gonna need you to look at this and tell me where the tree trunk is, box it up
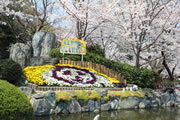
[161,51,174,81]
[136,50,140,68]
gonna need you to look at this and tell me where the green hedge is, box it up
[0,80,33,120]
[0,59,22,84]
[49,46,158,88]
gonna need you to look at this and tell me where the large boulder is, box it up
[110,99,119,110]
[68,99,82,113]
[175,89,180,103]
[55,101,71,114]
[32,32,56,57]
[82,100,100,112]
[46,91,56,109]
[101,102,111,111]
[9,43,32,68]
[30,93,53,116]
[118,97,140,109]
[160,92,171,105]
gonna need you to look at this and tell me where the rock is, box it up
[139,96,151,108]
[54,105,62,114]
[32,32,56,57]
[30,56,58,66]
[46,91,56,109]
[95,101,100,110]
[94,109,100,113]
[155,98,161,106]
[9,43,32,68]
[153,91,162,98]
[110,99,119,110]
[176,85,180,88]
[151,103,159,108]
[55,101,70,114]
[30,94,52,116]
[32,93,44,99]
[141,88,155,99]
[50,109,55,115]
[101,102,111,111]
[142,88,153,93]
[109,93,114,99]
[68,99,82,113]
[118,97,140,109]
[88,100,96,111]
[167,100,175,107]
[175,89,180,103]
[94,88,108,97]
[100,97,106,104]
[82,99,98,112]
[19,87,33,96]
[160,92,171,105]
[151,100,159,108]
[164,88,174,94]
[175,89,180,97]
[139,102,146,108]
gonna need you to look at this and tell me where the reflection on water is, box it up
[35,108,180,120]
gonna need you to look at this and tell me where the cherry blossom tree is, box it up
[50,0,117,40]
[0,0,55,42]
[106,0,180,68]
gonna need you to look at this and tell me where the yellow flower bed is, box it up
[56,64,120,83]
[24,65,55,85]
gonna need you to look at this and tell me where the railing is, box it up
[27,83,123,91]
[59,60,125,83]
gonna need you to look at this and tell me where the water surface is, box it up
[36,108,180,120]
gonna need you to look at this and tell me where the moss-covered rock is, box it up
[0,80,33,120]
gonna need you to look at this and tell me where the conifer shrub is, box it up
[0,80,33,120]
[0,59,22,84]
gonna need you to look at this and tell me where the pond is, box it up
[35,108,180,120]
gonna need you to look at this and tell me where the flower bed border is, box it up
[27,83,123,91]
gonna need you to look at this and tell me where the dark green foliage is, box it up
[87,44,105,57]
[0,59,22,84]
[0,80,33,120]
[49,46,158,88]
[0,24,16,59]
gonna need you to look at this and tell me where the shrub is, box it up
[87,44,105,57]
[73,90,89,103]
[74,90,100,102]
[0,59,22,84]
[56,91,72,102]
[49,46,158,88]
[107,91,145,99]
[0,80,33,120]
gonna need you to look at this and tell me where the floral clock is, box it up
[24,64,120,88]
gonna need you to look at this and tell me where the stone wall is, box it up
[21,85,180,116]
